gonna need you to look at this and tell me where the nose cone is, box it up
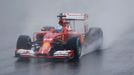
[39,42,51,55]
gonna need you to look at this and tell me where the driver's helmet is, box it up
[55,25,62,32]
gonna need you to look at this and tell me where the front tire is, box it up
[15,35,32,57]
[66,37,81,61]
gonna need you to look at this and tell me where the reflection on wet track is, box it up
[14,50,103,75]
[1,36,134,75]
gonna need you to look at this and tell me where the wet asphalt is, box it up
[0,29,134,75]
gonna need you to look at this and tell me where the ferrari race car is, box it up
[15,13,103,61]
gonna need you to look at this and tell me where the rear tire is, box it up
[66,37,81,61]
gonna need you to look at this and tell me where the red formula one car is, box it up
[15,13,103,61]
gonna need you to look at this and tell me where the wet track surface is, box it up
[1,0,134,75]
[1,31,134,75]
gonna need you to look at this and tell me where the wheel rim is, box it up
[77,47,81,57]
[76,38,81,57]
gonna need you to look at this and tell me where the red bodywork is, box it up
[16,13,87,59]
[30,19,76,58]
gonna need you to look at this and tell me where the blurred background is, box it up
[1,0,134,50]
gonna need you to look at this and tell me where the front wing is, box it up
[16,49,74,59]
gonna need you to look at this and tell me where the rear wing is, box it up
[58,13,88,34]
[58,13,88,21]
